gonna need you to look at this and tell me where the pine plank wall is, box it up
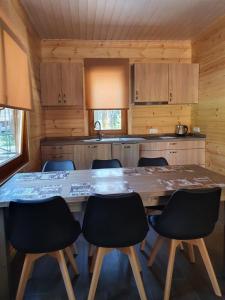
[192,16,225,175]
[1,1,225,175]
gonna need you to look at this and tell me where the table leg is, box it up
[0,208,11,300]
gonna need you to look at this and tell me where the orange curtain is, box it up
[84,58,129,109]
[0,21,32,110]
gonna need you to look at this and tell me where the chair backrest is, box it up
[155,187,221,239]
[42,160,76,172]
[138,157,168,167]
[8,196,81,253]
[92,159,122,169]
[82,192,148,247]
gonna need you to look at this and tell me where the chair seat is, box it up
[11,220,81,253]
[149,215,213,240]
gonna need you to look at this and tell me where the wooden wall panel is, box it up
[42,40,192,137]
[192,15,225,175]
[131,105,192,134]
[0,0,43,171]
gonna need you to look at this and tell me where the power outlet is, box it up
[149,128,158,134]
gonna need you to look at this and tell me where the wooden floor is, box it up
[11,208,225,300]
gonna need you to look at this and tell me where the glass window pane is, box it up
[0,108,23,165]
[94,110,122,130]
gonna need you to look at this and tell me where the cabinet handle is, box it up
[169,142,177,145]
[58,93,62,103]
[63,93,66,103]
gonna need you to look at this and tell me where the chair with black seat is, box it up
[42,160,76,172]
[8,196,81,300]
[138,157,168,167]
[83,192,149,300]
[91,159,122,169]
[138,157,169,251]
[148,187,222,300]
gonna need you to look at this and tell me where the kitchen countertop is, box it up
[41,133,206,146]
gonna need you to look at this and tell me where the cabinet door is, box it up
[61,63,83,107]
[40,63,62,106]
[169,64,199,104]
[112,143,139,167]
[167,149,205,166]
[74,145,91,170]
[134,63,169,102]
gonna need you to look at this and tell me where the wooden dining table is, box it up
[1,164,225,300]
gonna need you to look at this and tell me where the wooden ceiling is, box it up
[20,0,225,40]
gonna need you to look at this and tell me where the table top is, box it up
[0,165,225,208]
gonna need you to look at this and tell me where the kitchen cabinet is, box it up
[112,143,140,167]
[169,64,199,104]
[133,63,199,104]
[134,63,169,102]
[74,144,112,170]
[40,62,83,107]
[140,140,205,166]
[41,145,74,165]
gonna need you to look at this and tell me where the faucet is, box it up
[94,121,102,140]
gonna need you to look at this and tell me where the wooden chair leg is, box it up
[179,242,184,251]
[88,244,96,258]
[127,247,148,300]
[133,247,142,273]
[188,243,195,263]
[65,247,79,275]
[140,239,146,251]
[196,239,222,297]
[148,235,164,267]
[52,250,76,300]
[16,254,43,300]
[164,240,179,300]
[70,243,78,256]
[87,247,109,300]
[90,247,98,274]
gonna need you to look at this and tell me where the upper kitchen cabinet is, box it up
[134,63,169,102]
[169,64,199,104]
[40,62,83,107]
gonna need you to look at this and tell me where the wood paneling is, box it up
[21,0,225,40]
[0,0,43,171]
[131,105,192,135]
[43,108,85,137]
[42,40,192,137]
[42,40,191,64]
[192,15,225,175]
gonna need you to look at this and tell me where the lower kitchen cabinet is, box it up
[41,145,74,166]
[74,144,112,169]
[112,143,140,167]
[140,140,205,166]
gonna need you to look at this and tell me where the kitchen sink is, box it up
[81,137,146,143]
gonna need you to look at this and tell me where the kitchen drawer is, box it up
[41,145,74,155]
[140,148,205,165]
[140,140,205,151]
[42,153,74,163]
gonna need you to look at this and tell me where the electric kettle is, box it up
[175,123,188,136]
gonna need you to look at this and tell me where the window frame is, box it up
[88,109,128,136]
[0,111,29,183]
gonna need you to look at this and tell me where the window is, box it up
[89,109,127,135]
[0,108,23,165]
[0,107,28,182]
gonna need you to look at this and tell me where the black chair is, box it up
[148,188,222,300]
[83,192,149,300]
[8,196,81,300]
[42,160,76,172]
[138,157,169,251]
[138,157,168,167]
[91,159,122,169]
